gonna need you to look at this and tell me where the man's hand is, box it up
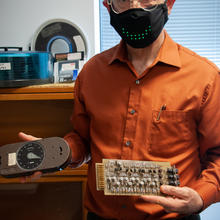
[18,132,42,183]
[142,185,203,215]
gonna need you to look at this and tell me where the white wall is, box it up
[0,0,100,58]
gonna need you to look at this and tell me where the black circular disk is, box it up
[17,142,44,170]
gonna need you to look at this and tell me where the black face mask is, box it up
[110,3,168,48]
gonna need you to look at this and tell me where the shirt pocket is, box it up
[148,110,193,157]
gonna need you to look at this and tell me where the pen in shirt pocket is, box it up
[156,104,166,121]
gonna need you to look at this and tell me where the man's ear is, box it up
[167,0,175,15]
[103,0,110,12]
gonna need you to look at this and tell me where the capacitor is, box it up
[111,177,117,182]
[139,181,144,187]
[115,182,120,187]
[130,177,135,183]
[149,182,156,187]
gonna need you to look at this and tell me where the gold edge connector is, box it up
[95,163,104,191]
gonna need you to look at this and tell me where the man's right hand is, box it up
[18,132,42,183]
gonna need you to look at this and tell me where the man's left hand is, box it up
[141,185,203,214]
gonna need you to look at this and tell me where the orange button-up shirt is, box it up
[64,31,220,220]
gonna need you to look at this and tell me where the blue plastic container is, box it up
[0,51,53,87]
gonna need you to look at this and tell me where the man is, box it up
[19,0,220,219]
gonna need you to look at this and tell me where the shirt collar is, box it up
[108,40,128,64]
[108,31,182,68]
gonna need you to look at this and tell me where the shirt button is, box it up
[130,109,136,115]
[125,141,131,147]
[136,80,140,85]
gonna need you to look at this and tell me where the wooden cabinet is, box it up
[0,83,88,220]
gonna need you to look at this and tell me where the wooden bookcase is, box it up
[0,83,88,220]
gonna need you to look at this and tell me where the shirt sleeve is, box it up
[191,71,220,210]
[64,76,91,168]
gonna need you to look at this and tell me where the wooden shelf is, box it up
[0,164,88,220]
[0,82,88,220]
[0,83,75,101]
[0,164,88,184]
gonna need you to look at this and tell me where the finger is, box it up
[142,194,175,206]
[19,171,42,183]
[142,195,184,213]
[30,171,42,181]
[18,132,41,141]
[160,185,190,200]
[20,176,27,183]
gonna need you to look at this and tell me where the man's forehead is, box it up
[104,0,176,5]
[130,0,165,2]
[103,0,175,12]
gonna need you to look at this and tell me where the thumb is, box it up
[18,132,41,142]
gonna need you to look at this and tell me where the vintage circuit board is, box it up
[96,159,180,196]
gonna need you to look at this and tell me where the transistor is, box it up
[96,159,180,196]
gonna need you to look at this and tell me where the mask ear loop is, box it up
[107,0,120,14]
[103,0,110,11]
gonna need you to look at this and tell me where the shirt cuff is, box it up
[191,180,218,211]
[64,132,91,168]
